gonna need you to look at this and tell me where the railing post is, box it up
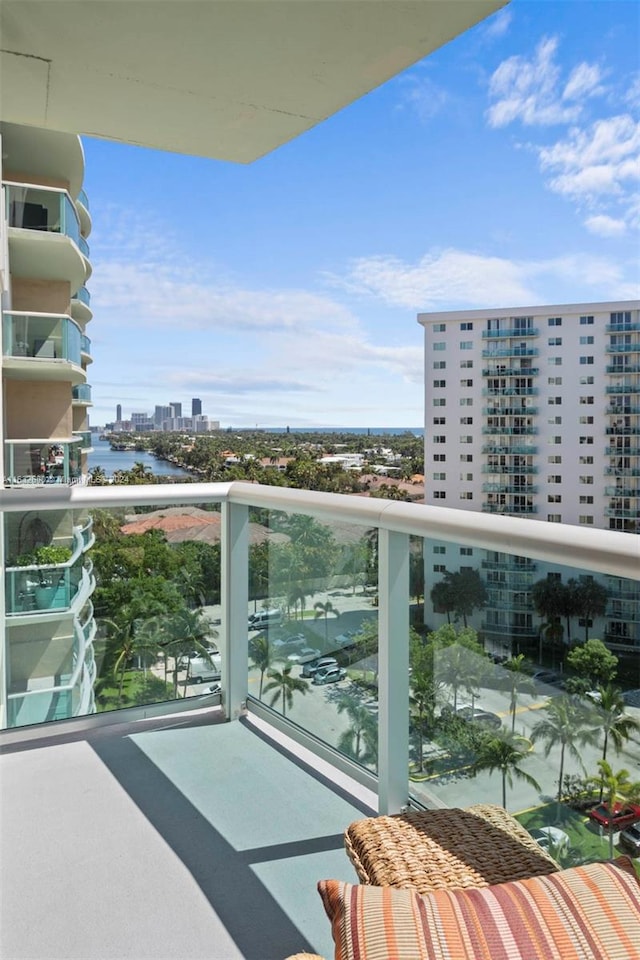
[377,528,409,814]
[221,500,248,720]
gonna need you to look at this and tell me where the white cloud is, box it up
[487,36,585,128]
[584,214,627,237]
[482,7,513,41]
[562,62,605,101]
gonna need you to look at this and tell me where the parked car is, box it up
[287,646,321,662]
[248,608,282,630]
[312,665,347,685]
[188,654,222,683]
[619,823,640,856]
[301,656,338,678]
[332,632,355,649]
[588,802,640,831]
[528,826,570,852]
[532,670,561,686]
[454,706,502,730]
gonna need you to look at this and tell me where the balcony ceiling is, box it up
[0,0,506,162]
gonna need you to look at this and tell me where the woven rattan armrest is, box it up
[344,803,559,895]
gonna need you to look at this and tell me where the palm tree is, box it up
[314,600,339,643]
[162,607,214,696]
[249,633,273,699]
[263,665,309,718]
[473,732,541,809]
[595,685,640,798]
[430,578,455,624]
[336,695,377,764]
[531,697,599,802]
[504,654,536,733]
[591,760,640,860]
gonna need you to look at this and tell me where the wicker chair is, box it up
[344,803,560,895]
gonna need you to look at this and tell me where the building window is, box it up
[460,435,473,443]
[433,323,446,332]
[550,436,562,443]
[460,492,473,500]
[580,375,595,384]
[580,396,594,404]
[433,545,446,554]
[580,436,594,444]
[579,476,594,484]
[460,397,473,406]
[460,472,473,481]
[548,317,562,326]
[550,357,562,365]
[580,356,594,365]
[433,564,446,573]
[548,337,562,346]
[548,377,563,385]
[433,379,446,388]
[579,516,594,525]
[460,341,473,350]
[548,455,562,463]
[434,342,446,351]
[433,454,446,461]
[579,495,594,504]
[433,416,446,425]
[433,360,446,369]
[580,336,595,345]
[433,436,446,443]
[548,494,562,503]
[433,491,446,499]
[460,547,473,557]
[579,416,594,424]
[460,322,473,330]
[580,316,594,325]
[460,416,473,425]
[433,473,446,481]
[548,417,562,425]
[460,379,473,387]
[433,398,446,406]
[548,475,562,483]
[579,456,594,464]
[548,397,562,405]
[460,454,473,462]
[460,359,473,368]
[547,514,562,522]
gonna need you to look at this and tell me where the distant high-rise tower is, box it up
[170,402,182,419]
[192,397,202,416]
[116,404,122,421]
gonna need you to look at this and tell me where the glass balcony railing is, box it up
[606,321,640,332]
[72,286,91,307]
[482,426,538,436]
[4,181,81,247]
[483,407,538,417]
[607,364,640,374]
[2,312,82,364]
[482,387,538,397]
[607,404,640,415]
[4,439,83,485]
[482,483,538,494]
[5,541,86,615]
[0,481,638,867]
[77,235,90,258]
[72,384,92,403]
[605,486,640,497]
[482,443,538,455]
[606,445,640,456]
[80,334,91,355]
[72,430,92,450]
[606,465,640,476]
[606,342,640,353]
[77,189,90,210]
[606,384,640,393]
[482,367,540,377]
[482,327,538,338]
[482,503,538,514]
[606,425,640,435]
[482,464,538,474]
[482,347,539,358]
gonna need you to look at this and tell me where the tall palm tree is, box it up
[595,685,640,799]
[336,695,377,765]
[263,665,309,718]
[504,654,536,733]
[163,606,214,696]
[591,760,640,860]
[531,697,599,802]
[472,732,541,810]
[249,633,273,699]
[314,600,339,643]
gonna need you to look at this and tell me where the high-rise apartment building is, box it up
[169,402,182,419]
[0,122,97,727]
[191,397,202,417]
[419,299,640,656]
[116,403,122,421]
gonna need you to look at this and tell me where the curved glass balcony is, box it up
[2,312,82,365]
[72,286,91,307]
[72,384,92,403]
[4,181,81,247]
[5,549,85,615]
[4,439,83,485]
[80,334,91,356]
[73,430,93,450]
[77,235,90,258]
[77,189,90,210]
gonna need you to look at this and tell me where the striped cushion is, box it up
[318,857,640,960]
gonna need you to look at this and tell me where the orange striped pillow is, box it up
[318,857,640,960]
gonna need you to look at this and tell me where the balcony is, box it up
[4,439,83,485]
[80,334,92,359]
[605,507,640,518]
[482,483,537,494]
[482,465,538,475]
[606,342,640,353]
[481,443,538,455]
[482,503,538,514]
[2,312,84,380]
[605,486,640,497]
[606,321,640,332]
[605,445,640,456]
[606,425,640,435]
[481,328,538,339]
[483,407,538,417]
[73,430,93,451]
[606,384,640,393]
[482,367,539,377]
[482,387,538,397]
[481,347,539,359]
[72,285,91,307]
[606,404,640,415]
[72,383,92,404]
[481,426,537,436]
[4,528,91,615]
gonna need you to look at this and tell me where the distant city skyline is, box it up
[111,397,219,433]
[84,1,638,428]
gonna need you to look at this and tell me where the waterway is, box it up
[87,437,190,478]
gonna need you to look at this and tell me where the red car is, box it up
[588,802,640,830]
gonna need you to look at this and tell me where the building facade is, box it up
[419,300,640,657]
[0,122,97,728]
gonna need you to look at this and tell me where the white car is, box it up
[287,646,321,662]
[529,827,570,852]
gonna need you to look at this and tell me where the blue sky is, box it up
[83,0,640,430]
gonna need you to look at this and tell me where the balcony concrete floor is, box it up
[1,710,376,960]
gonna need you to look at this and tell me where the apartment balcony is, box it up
[606,384,640,394]
[606,321,640,332]
[481,503,538,515]
[481,328,538,339]
[72,285,91,307]
[72,383,92,404]
[482,465,538,475]
[605,445,640,456]
[75,188,91,238]
[481,443,538,455]
[482,483,537,494]
[4,528,93,615]
[3,180,89,291]
[605,486,640,497]
[606,404,640,415]
[606,363,640,375]
[606,425,640,435]
[482,367,539,377]
[481,347,539,359]
[72,429,93,452]
[605,507,640,518]
[80,333,92,362]
[481,426,538,436]
[4,438,83,485]
[485,597,534,611]
[482,387,538,397]
[2,312,85,382]
[606,342,640,353]
[606,466,640,476]
[483,407,538,417]
[481,558,537,572]
[0,481,638,960]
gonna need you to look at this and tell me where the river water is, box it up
[87,437,191,478]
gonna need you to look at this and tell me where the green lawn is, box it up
[516,802,631,865]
